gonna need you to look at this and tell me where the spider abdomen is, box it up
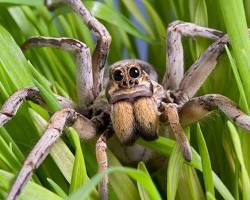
[111,97,158,145]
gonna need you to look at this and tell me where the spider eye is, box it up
[129,67,140,78]
[112,69,124,82]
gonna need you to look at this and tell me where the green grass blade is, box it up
[107,149,140,200]
[218,0,250,105]
[0,25,32,92]
[225,46,249,113]
[137,162,151,200]
[0,0,43,6]
[167,143,184,200]
[29,58,61,111]
[0,81,9,102]
[189,0,208,58]
[1,1,250,199]
[138,137,234,200]
[0,133,21,172]
[227,121,250,200]
[67,167,161,200]
[177,165,204,200]
[33,79,60,111]
[206,192,216,200]
[84,1,153,42]
[220,0,250,181]
[54,1,153,42]
[120,0,155,38]
[68,128,90,193]
[196,124,215,198]
[142,0,165,39]
[47,178,68,198]
[0,169,63,200]
[0,127,24,162]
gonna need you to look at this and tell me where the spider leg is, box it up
[5,108,96,200]
[96,127,113,200]
[163,21,224,90]
[177,35,230,103]
[45,0,111,97]
[179,94,250,131]
[0,87,75,127]
[22,36,94,106]
[161,103,192,161]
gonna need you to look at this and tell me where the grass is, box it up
[0,0,250,199]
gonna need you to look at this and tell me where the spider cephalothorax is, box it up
[106,61,159,144]
[1,1,250,200]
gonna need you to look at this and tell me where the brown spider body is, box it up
[106,62,159,144]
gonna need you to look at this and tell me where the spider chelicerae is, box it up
[1,0,250,200]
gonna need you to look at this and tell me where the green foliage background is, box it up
[0,0,250,199]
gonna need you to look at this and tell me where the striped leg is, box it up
[6,108,96,200]
[45,0,111,97]
[0,87,75,127]
[179,94,250,131]
[162,21,224,91]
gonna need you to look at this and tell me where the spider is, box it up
[1,0,250,200]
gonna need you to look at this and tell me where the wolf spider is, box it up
[1,0,250,199]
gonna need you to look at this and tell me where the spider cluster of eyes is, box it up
[111,65,141,87]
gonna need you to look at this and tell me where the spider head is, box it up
[106,60,153,104]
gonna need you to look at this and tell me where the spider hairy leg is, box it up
[6,108,96,200]
[9,0,112,199]
[161,103,192,161]
[96,129,112,200]
[0,87,75,127]
[0,88,42,126]
[179,94,250,131]
[22,36,94,106]
[45,0,111,97]
[163,20,224,90]
[178,35,229,102]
